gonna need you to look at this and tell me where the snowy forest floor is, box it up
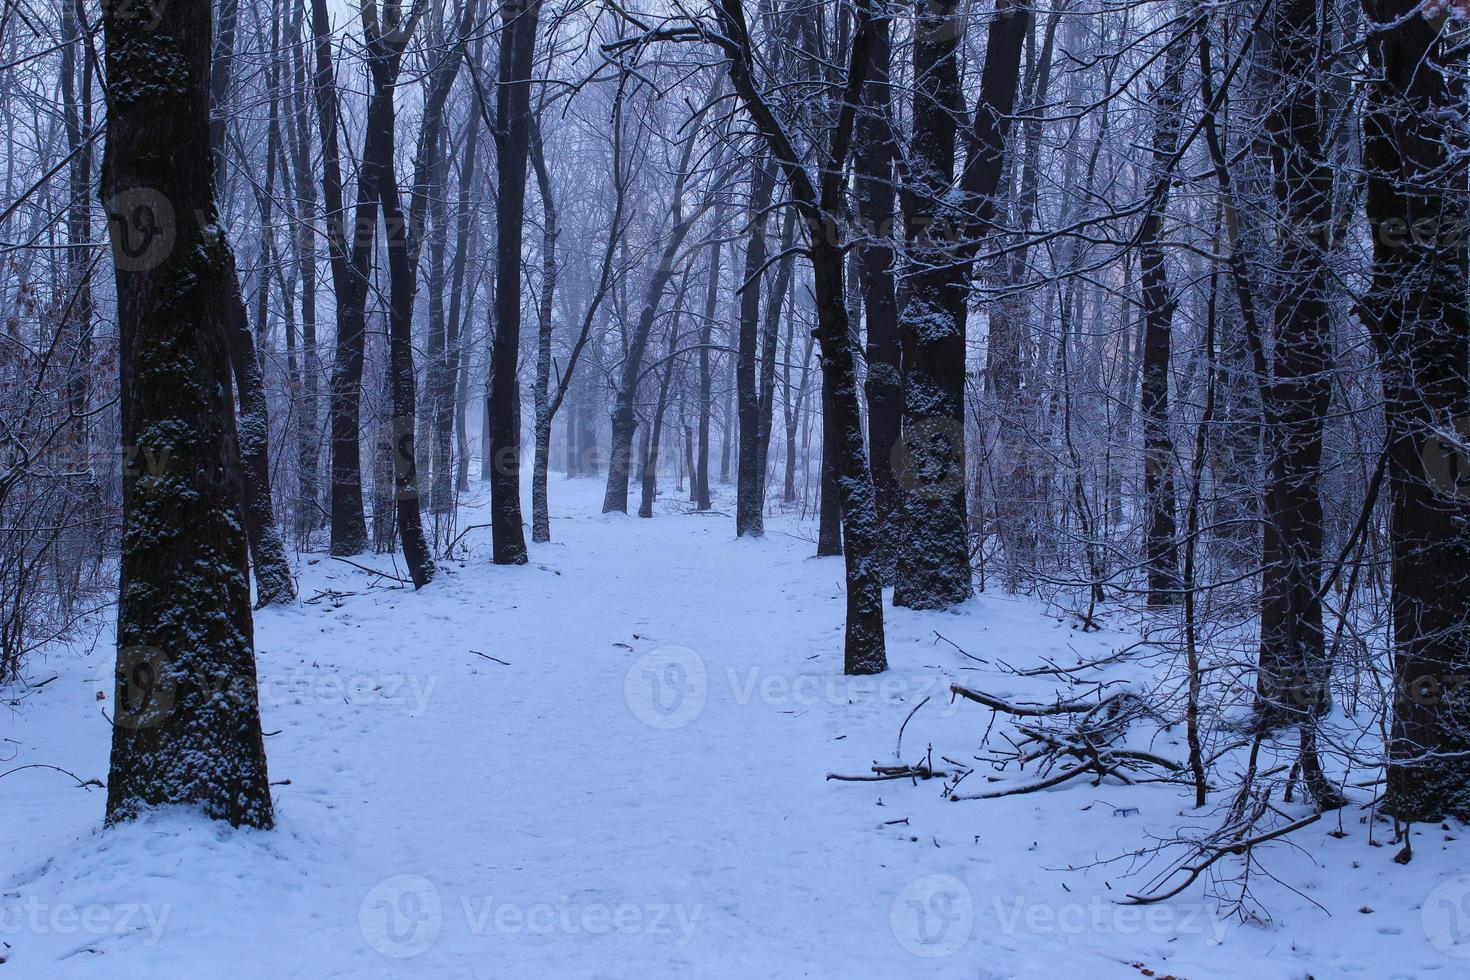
[5,477,1468,978]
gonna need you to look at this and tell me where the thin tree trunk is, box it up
[695,203,726,510]
[310,0,373,555]
[530,113,558,542]
[211,0,294,604]
[735,156,774,535]
[362,11,435,589]
[287,5,322,541]
[602,136,702,514]
[1139,38,1185,606]
[753,208,797,518]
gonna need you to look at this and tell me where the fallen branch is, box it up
[827,762,949,783]
[1122,812,1322,905]
[330,556,410,583]
[950,764,1093,800]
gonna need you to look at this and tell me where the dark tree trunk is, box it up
[736,156,775,535]
[223,279,297,605]
[529,113,558,542]
[210,0,294,605]
[754,210,798,516]
[287,8,322,541]
[59,0,97,578]
[892,0,966,609]
[891,0,976,608]
[602,138,702,514]
[448,41,487,502]
[1138,40,1185,607]
[487,0,542,564]
[1246,0,1336,756]
[1363,0,1470,821]
[889,0,1026,609]
[695,204,726,510]
[309,0,373,556]
[854,12,900,578]
[715,0,887,673]
[363,18,435,589]
[639,345,680,518]
[101,0,273,827]
[817,378,843,557]
[440,116,481,511]
[411,4,478,528]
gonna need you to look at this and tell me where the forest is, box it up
[2,0,1470,975]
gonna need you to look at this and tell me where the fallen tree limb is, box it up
[1122,812,1322,905]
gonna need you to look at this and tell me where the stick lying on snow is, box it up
[827,762,949,783]
[950,684,1137,718]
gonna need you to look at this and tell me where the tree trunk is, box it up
[854,12,900,578]
[695,203,726,510]
[210,0,294,605]
[892,0,977,609]
[735,156,775,535]
[487,0,542,564]
[529,113,558,542]
[817,376,843,557]
[1138,39,1185,607]
[714,0,887,673]
[602,137,702,513]
[1363,0,1470,821]
[309,0,373,556]
[753,209,798,517]
[287,8,322,542]
[363,20,435,589]
[101,0,273,827]
[224,278,296,605]
[639,345,680,518]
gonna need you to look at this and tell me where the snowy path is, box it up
[5,479,1464,978]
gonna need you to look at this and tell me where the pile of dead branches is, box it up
[945,683,1187,801]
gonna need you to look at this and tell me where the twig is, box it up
[895,696,930,760]
[0,763,103,789]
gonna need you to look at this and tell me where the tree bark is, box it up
[891,0,1027,609]
[1362,0,1470,821]
[529,113,558,542]
[1138,39,1185,607]
[361,6,436,589]
[101,0,273,827]
[309,0,373,556]
[735,156,775,535]
[695,203,726,510]
[487,0,542,564]
[286,6,322,542]
[854,12,900,578]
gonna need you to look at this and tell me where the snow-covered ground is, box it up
[4,477,1468,978]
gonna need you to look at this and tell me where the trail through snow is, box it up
[5,478,1467,978]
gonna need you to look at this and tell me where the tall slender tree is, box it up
[487,0,543,564]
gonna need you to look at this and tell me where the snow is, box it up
[5,476,1469,978]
